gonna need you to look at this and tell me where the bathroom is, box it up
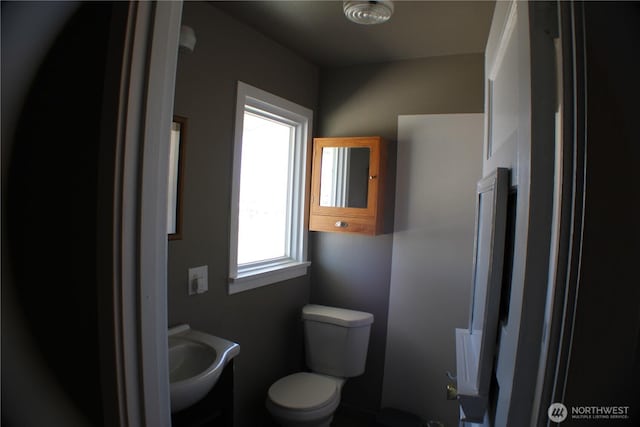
[168,1,490,426]
[4,1,638,426]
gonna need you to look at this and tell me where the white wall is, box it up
[382,114,483,425]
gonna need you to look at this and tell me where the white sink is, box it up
[168,324,240,413]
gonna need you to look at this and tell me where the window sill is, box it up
[228,261,311,295]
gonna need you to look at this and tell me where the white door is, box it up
[483,0,558,425]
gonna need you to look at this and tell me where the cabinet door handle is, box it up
[334,221,349,228]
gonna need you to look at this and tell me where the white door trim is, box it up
[110,2,182,425]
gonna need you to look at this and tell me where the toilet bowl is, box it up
[266,372,344,427]
[266,305,374,427]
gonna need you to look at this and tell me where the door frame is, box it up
[99,1,182,425]
[532,2,587,425]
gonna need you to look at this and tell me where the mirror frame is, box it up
[168,115,187,240]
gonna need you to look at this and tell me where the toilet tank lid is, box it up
[302,305,374,327]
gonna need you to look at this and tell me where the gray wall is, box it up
[312,54,484,415]
[168,3,318,426]
[318,55,485,142]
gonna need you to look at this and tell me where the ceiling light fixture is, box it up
[343,0,394,25]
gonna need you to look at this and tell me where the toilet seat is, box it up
[266,372,341,425]
[268,372,340,411]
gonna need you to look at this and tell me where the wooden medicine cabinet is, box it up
[309,136,388,235]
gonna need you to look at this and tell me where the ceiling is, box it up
[212,1,495,67]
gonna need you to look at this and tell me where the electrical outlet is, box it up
[188,265,208,295]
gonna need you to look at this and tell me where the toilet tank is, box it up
[302,304,374,378]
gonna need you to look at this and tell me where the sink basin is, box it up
[168,324,240,413]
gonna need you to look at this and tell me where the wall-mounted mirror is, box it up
[310,136,388,235]
[319,147,370,208]
[168,115,187,240]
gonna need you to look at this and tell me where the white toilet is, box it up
[266,304,374,427]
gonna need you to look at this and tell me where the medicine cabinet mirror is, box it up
[319,146,370,209]
[310,136,388,235]
[168,115,187,240]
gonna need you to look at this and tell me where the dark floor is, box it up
[332,406,430,427]
[331,405,381,427]
[332,409,374,427]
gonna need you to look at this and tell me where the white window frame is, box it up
[229,81,312,294]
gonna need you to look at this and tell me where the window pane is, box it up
[237,111,293,264]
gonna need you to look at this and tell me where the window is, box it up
[229,82,312,294]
